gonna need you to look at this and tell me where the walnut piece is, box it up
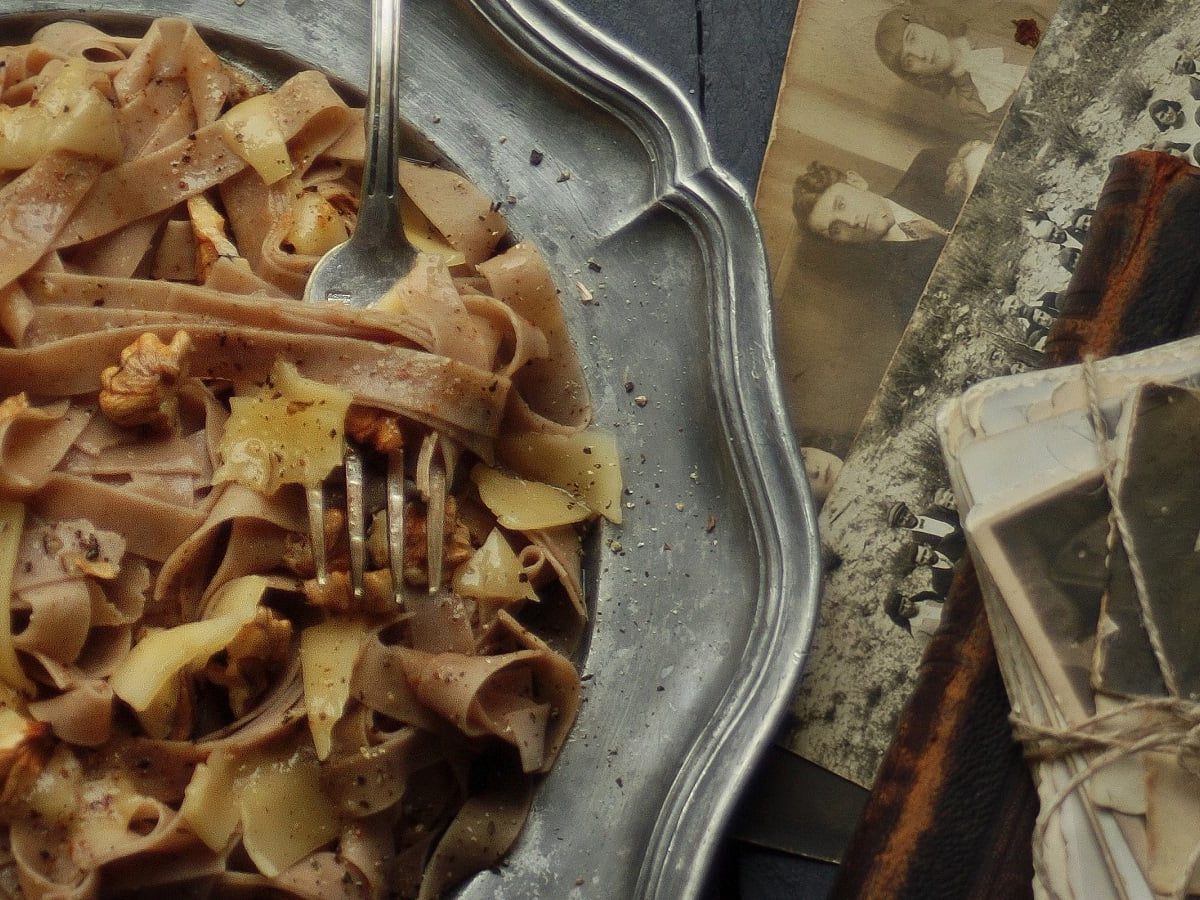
[300,497,474,609]
[345,406,405,454]
[370,498,473,588]
[187,194,240,279]
[282,508,348,578]
[302,568,397,615]
[0,393,30,422]
[99,332,193,432]
[205,607,293,717]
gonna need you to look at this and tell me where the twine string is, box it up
[1016,699,1200,900]
[1013,359,1195,899]
[1081,357,1180,698]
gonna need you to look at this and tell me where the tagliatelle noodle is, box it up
[0,326,513,460]
[477,242,590,430]
[0,17,622,900]
[0,400,91,497]
[25,271,436,347]
[0,153,106,289]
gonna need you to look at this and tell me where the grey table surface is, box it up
[562,0,796,197]
[557,3,851,898]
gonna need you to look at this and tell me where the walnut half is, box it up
[205,607,293,717]
[345,406,405,454]
[0,393,30,422]
[369,499,473,589]
[99,332,193,432]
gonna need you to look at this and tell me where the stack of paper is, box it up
[938,335,1200,899]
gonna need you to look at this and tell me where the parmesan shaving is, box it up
[287,190,350,257]
[136,672,183,739]
[179,748,240,851]
[0,60,121,171]
[26,744,81,826]
[238,744,339,877]
[299,617,366,760]
[109,576,269,715]
[219,93,294,184]
[470,464,593,530]
[498,429,623,524]
[110,619,244,712]
[214,360,352,494]
[208,574,271,620]
[453,528,538,603]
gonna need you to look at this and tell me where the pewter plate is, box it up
[2,2,821,896]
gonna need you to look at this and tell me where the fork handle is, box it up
[358,0,406,241]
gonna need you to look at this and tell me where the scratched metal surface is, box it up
[2,2,819,897]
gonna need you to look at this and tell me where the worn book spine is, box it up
[1047,150,1200,363]
[833,149,1200,900]
[831,557,1036,900]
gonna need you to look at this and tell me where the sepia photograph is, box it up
[757,0,1054,461]
[787,0,1200,788]
[977,475,1109,716]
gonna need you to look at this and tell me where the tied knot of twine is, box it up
[1182,721,1200,778]
[1010,697,1200,900]
[1008,358,1195,899]
[1011,697,1200,775]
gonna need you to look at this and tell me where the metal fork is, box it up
[302,0,445,602]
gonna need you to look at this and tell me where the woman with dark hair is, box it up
[874,2,1045,129]
[1148,98,1185,131]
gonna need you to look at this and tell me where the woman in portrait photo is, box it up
[874,2,1046,131]
[782,152,961,452]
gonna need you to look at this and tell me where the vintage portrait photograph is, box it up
[757,0,1055,464]
[979,475,1109,714]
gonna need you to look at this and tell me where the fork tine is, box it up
[344,445,367,603]
[386,448,406,604]
[426,451,446,594]
[305,484,329,587]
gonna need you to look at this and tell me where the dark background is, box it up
[562,1,799,194]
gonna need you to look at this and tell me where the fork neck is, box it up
[359,0,404,235]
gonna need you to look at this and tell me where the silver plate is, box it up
[2,2,821,896]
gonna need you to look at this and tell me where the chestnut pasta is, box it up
[0,17,619,900]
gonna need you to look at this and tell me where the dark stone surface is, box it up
[560,0,799,192]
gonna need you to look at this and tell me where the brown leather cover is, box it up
[832,150,1200,899]
[1046,151,1200,364]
